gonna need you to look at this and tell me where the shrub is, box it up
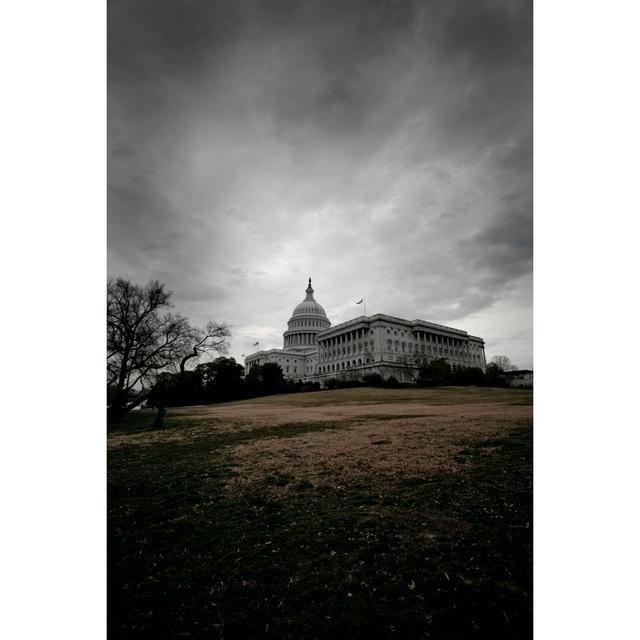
[324,376,362,389]
[451,366,486,386]
[418,358,452,387]
[362,373,385,387]
[383,375,402,388]
[324,377,339,390]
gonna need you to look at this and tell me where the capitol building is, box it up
[245,279,486,385]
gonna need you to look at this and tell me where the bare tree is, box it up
[107,278,230,421]
[490,355,517,372]
[179,321,231,373]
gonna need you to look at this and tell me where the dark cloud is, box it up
[462,194,532,270]
[108,0,244,83]
[432,0,532,67]
[108,0,533,367]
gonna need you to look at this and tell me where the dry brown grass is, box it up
[109,390,532,478]
[226,399,531,493]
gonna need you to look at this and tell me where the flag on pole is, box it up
[253,341,259,346]
[356,299,363,304]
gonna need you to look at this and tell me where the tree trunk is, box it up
[152,406,167,429]
[180,347,199,373]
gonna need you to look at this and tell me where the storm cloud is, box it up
[108,0,533,367]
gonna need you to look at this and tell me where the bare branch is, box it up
[179,322,231,373]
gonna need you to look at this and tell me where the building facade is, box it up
[245,279,486,385]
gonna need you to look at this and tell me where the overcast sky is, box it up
[108,0,532,369]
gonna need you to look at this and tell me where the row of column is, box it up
[285,332,317,347]
[414,330,469,348]
[318,330,371,362]
[414,332,488,364]
[319,345,368,362]
[321,328,368,347]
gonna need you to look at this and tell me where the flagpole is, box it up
[363,297,366,317]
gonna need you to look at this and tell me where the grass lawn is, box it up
[108,387,532,639]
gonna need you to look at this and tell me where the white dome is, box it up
[289,279,328,321]
[291,298,327,318]
[282,279,331,350]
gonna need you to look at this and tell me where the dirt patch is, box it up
[227,403,531,494]
[135,398,529,427]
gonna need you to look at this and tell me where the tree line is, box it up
[147,359,320,408]
[322,356,516,390]
[142,356,517,411]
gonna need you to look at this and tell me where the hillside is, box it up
[109,387,533,639]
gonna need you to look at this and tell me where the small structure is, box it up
[503,369,533,388]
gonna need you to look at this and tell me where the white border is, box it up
[1,2,106,638]
[535,1,640,638]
